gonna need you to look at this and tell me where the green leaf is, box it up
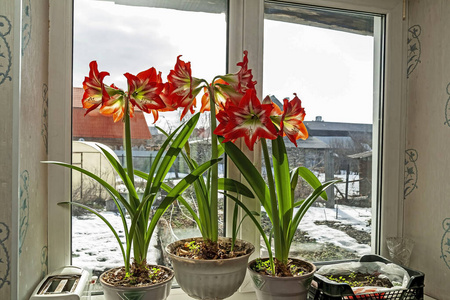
[223,192,275,274]
[160,182,203,235]
[178,151,211,239]
[218,178,254,198]
[150,113,200,196]
[287,179,339,247]
[97,145,140,208]
[58,201,128,271]
[231,202,259,251]
[144,125,182,195]
[271,136,292,259]
[295,167,328,200]
[43,161,131,213]
[126,192,155,267]
[220,138,272,218]
[143,158,221,250]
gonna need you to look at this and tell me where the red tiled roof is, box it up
[73,87,151,140]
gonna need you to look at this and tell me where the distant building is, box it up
[304,116,372,150]
[73,87,152,150]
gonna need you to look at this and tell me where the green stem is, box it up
[261,138,280,273]
[124,96,134,187]
[208,84,219,243]
[124,96,145,267]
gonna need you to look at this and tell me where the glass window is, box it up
[71,0,227,278]
[262,2,384,262]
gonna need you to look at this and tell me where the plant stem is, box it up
[261,138,280,274]
[124,96,146,269]
[124,96,135,187]
[208,84,219,243]
[123,96,135,272]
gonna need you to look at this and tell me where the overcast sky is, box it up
[73,0,374,126]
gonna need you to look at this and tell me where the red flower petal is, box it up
[279,94,308,146]
[167,56,203,119]
[99,85,131,122]
[124,69,166,114]
[219,89,277,151]
[82,61,110,115]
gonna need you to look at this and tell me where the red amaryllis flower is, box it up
[203,51,257,112]
[148,82,180,123]
[262,95,282,117]
[279,94,308,146]
[99,84,132,123]
[218,51,256,94]
[200,79,231,113]
[82,61,110,115]
[124,68,166,114]
[214,102,233,139]
[216,89,278,151]
[167,55,203,119]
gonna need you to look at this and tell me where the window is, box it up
[70,0,227,278]
[261,2,384,262]
[48,0,406,297]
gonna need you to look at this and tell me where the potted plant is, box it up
[44,61,220,300]
[309,254,424,299]
[215,89,339,300]
[162,52,257,300]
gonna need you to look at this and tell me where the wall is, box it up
[0,1,16,299]
[406,0,450,299]
[0,1,49,299]
[2,0,450,299]
[18,0,49,298]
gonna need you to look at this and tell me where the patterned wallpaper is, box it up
[3,0,450,299]
[406,0,450,298]
[0,2,14,299]
[0,1,49,299]
[18,0,49,298]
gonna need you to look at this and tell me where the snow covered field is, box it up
[72,204,372,275]
[299,205,372,254]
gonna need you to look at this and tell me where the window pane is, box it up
[263,2,383,261]
[72,0,227,279]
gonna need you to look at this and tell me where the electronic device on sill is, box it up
[29,266,93,300]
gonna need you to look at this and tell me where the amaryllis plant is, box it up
[211,61,339,276]
[156,52,256,255]
[157,51,337,268]
[44,61,221,280]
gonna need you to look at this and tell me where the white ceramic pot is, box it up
[165,237,255,300]
[100,265,174,300]
[247,258,316,300]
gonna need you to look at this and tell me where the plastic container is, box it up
[307,254,424,300]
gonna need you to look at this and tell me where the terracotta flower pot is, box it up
[247,258,316,300]
[100,265,174,300]
[165,237,255,300]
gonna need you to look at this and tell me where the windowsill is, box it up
[89,289,435,300]
[90,288,257,300]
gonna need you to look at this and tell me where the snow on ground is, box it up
[298,205,372,255]
[72,204,372,274]
[72,212,162,274]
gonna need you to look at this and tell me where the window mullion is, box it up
[48,0,73,271]
[225,0,264,250]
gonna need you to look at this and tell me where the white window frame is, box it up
[48,0,406,298]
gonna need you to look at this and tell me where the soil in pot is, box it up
[101,260,173,287]
[250,258,315,277]
[172,238,252,259]
[166,237,255,300]
[324,272,393,289]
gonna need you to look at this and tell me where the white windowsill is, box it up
[90,290,435,300]
[89,287,257,300]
